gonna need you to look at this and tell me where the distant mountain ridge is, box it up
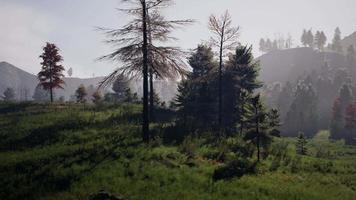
[257,47,347,84]
[0,61,103,100]
[341,31,356,50]
[0,62,178,102]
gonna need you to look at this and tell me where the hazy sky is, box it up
[1,0,355,78]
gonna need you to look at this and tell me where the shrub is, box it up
[212,158,255,181]
[178,136,201,158]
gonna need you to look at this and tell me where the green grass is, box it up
[0,102,355,200]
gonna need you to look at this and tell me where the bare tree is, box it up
[208,10,239,130]
[99,0,192,142]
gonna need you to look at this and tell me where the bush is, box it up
[212,158,255,181]
[178,136,201,158]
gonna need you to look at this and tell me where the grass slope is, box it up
[0,103,355,200]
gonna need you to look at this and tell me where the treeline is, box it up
[259,34,293,53]
[259,27,353,54]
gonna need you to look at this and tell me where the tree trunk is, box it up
[256,108,260,162]
[50,64,53,103]
[149,68,154,122]
[239,92,244,135]
[218,34,224,130]
[141,0,149,143]
[147,9,154,123]
[218,22,226,132]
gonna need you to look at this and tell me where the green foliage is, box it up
[174,45,218,131]
[284,80,318,137]
[212,158,255,181]
[297,132,308,155]
[75,84,87,103]
[1,103,356,200]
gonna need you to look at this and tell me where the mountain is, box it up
[257,47,347,84]
[341,31,356,50]
[0,62,178,102]
[0,61,103,100]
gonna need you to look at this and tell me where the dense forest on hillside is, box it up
[1,0,356,199]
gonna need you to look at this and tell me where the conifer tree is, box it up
[345,101,356,144]
[38,42,65,103]
[32,85,50,102]
[347,45,355,68]
[306,30,314,48]
[268,109,281,137]
[259,38,266,53]
[330,98,343,139]
[314,31,325,51]
[320,31,327,50]
[67,67,73,77]
[296,132,307,155]
[112,74,129,102]
[301,29,308,47]
[332,27,343,53]
[75,84,87,103]
[245,94,270,162]
[175,45,218,131]
[265,39,272,52]
[224,45,261,133]
[284,80,318,136]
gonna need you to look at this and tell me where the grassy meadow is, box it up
[0,102,355,200]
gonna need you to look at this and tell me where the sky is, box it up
[0,0,355,78]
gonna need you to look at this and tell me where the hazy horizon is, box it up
[1,0,355,78]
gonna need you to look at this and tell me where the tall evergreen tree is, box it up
[285,34,293,49]
[265,39,272,52]
[276,81,293,120]
[284,80,318,137]
[301,29,308,47]
[268,109,281,137]
[259,38,266,53]
[224,45,261,133]
[339,83,353,113]
[38,42,65,102]
[320,31,327,50]
[296,132,307,155]
[330,98,344,139]
[306,30,314,48]
[314,31,326,51]
[332,27,343,53]
[112,74,130,102]
[67,67,73,77]
[245,94,270,162]
[208,10,239,130]
[345,101,356,144]
[175,45,218,131]
[347,45,355,69]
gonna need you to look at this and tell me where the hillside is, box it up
[0,62,177,102]
[0,103,355,200]
[341,31,356,50]
[257,47,347,84]
[0,61,103,100]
